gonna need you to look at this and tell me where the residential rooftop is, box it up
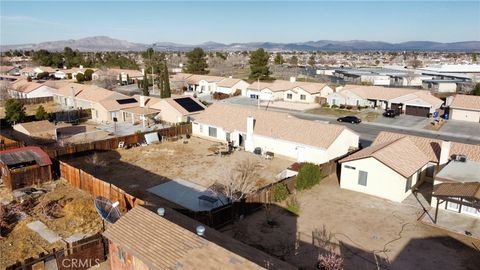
[436,159,480,183]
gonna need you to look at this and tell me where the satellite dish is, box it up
[94,196,121,224]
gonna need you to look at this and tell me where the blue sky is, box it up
[1,1,479,45]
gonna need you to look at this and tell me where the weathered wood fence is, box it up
[5,234,107,270]
[0,134,25,150]
[14,96,54,105]
[59,161,144,211]
[43,123,192,158]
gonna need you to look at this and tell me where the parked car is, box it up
[337,116,361,124]
[383,109,396,118]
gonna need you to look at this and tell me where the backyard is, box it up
[60,137,293,203]
[223,175,480,269]
[0,180,102,268]
[0,101,60,119]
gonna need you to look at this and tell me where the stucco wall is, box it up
[340,157,420,202]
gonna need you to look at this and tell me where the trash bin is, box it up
[444,113,449,120]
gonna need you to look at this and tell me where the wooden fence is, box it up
[59,161,144,211]
[43,123,192,158]
[0,134,25,150]
[5,234,107,270]
[246,160,337,205]
[14,96,54,105]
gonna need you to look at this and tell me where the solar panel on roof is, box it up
[173,97,204,113]
[116,98,137,105]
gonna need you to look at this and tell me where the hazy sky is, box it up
[1,1,479,45]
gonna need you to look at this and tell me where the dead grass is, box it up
[0,101,60,118]
[223,175,480,269]
[0,181,102,268]
[306,107,380,122]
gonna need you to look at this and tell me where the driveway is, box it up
[440,120,480,137]
[373,114,431,129]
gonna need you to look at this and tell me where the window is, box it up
[300,94,306,100]
[446,200,459,211]
[287,93,293,99]
[426,166,435,177]
[208,127,217,137]
[344,165,356,170]
[199,124,203,133]
[358,171,368,186]
[405,174,413,192]
[332,99,337,105]
[226,132,230,141]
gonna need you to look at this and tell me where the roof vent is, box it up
[157,207,165,216]
[196,225,205,236]
[455,154,467,162]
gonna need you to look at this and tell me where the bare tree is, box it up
[209,158,262,203]
[86,152,107,174]
[0,82,12,102]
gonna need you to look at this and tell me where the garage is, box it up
[451,109,480,123]
[405,105,430,117]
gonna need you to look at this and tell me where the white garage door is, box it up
[451,109,480,123]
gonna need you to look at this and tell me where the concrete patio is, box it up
[421,208,480,240]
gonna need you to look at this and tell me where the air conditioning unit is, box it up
[455,154,467,162]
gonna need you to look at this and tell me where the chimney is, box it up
[439,141,451,165]
[157,208,165,216]
[245,116,255,152]
[139,95,146,108]
[290,76,296,83]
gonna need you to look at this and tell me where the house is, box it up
[449,94,480,123]
[422,79,460,93]
[431,158,480,219]
[103,206,294,270]
[19,66,56,78]
[92,68,144,85]
[0,146,52,191]
[246,79,334,104]
[9,78,56,98]
[339,137,430,202]
[192,104,359,164]
[390,74,432,87]
[169,73,193,91]
[144,95,206,124]
[338,130,480,202]
[215,77,250,96]
[327,85,443,117]
[185,74,225,93]
[0,65,20,76]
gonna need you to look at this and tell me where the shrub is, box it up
[273,183,289,202]
[212,92,230,100]
[318,253,344,270]
[76,73,85,83]
[296,163,322,191]
[232,89,242,96]
[286,197,300,216]
[339,104,346,109]
[83,69,94,81]
[331,104,339,109]
[5,99,26,124]
[35,105,49,120]
[345,105,352,110]
[321,103,330,108]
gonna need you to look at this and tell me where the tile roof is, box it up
[450,94,480,111]
[0,65,16,73]
[433,182,480,200]
[216,78,244,88]
[339,85,443,106]
[248,80,328,94]
[95,68,143,78]
[372,131,480,163]
[0,146,52,167]
[54,83,130,104]
[169,73,193,82]
[10,78,45,93]
[186,74,225,84]
[340,137,429,178]
[103,206,277,269]
[193,103,351,150]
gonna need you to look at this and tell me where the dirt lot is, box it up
[61,137,292,201]
[0,101,60,118]
[223,175,480,270]
[0,180,102,268]
[306,107,380,122]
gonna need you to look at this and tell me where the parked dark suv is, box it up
[337,116,362,124]
[383,109,396,118]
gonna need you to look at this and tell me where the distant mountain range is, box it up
[1,36,479,52]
